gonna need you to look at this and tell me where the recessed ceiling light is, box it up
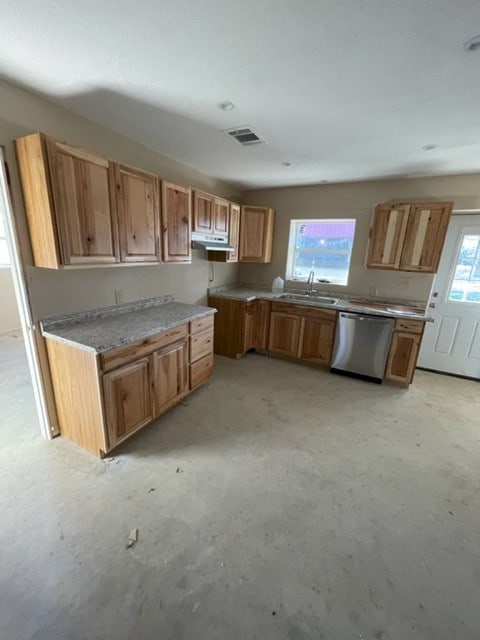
[218,101,235,111]
[281,161,291,166]
[464,35,480,52]
[422,144,438,151]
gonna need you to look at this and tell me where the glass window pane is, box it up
[289,219,355,285]
[448,234,480,303]
[0,239,10,265]
[0,213,5,237]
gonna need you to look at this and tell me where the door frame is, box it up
[0,147,53,440]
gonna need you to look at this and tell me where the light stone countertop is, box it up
[40,296,216,353]
[207,287,433,322]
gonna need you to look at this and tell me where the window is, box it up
[448,233,480,303]
[286,219,356,285]
[0,210,10,265]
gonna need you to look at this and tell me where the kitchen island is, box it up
[41,296,216,457]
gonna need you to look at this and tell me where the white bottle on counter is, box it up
[272,276,284,294]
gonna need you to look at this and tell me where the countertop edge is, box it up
[41,307,217,354]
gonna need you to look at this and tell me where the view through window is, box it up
[448,233,480,303]
[286,219,356,285]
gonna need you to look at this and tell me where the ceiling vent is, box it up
[225,126,265,146]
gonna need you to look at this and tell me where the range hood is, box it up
[191,232,234,252]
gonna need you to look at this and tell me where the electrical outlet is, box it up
[398,277,410,288]
[114,289,124,304]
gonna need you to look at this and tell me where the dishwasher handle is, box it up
[340,312,393,323]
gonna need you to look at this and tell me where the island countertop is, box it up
[40,296,216,353]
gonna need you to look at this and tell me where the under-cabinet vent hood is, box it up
[191,232,234,252]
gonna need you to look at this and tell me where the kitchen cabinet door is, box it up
[103,357,153,449]
[227,203,240,262]
[366,204,410,269]
[151,339,189,416]
[385,331,421,386]
[161,181,192,262]
[268,312,301,358]
[297,318,336,365]
[115,163,160,262]
[239,206,275,263]
[46,139,119,264]
[253,299,271,350]
[213,197,229,235]
[193,190,214,234]
[400,202,452,273]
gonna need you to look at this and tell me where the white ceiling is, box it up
[2,1,480,189]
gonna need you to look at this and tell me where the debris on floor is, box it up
[148,488,155,493]
[126,528,138,549]
[176,467,184,473]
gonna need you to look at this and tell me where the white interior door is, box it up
[418,214,480,379]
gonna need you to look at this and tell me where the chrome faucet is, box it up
[306,269,315,295]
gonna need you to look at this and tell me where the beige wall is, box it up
[0,267,21,336]
[0,78,240,321]
[240,175,480,303]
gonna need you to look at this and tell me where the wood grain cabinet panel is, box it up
[193,190,214,234]
[207,202,240,263]
[366,204,410,269]
[268,312,301,358]
[161,181,192,262]
[190,353,214,389]
[297,318,336,365]
[103,357,153,449]
[366,201,453,274]
[400,203,452,272]
[213,197,229,235]
[152,339,189,416]
[114,164,160,262]
[15,132,119,268]
[253,300,271,350]
[239,206,275,263]
[385,331,421,387]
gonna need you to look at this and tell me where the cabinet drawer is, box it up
[271,301,337,320]
[101,324,188,372]
[190,353,213,389]
[190,329,214,363]
[190,314,214,335]
[393,319,424,334]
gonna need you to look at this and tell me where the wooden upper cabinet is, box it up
[366,201,453,273]
[114,164,160,262]
[46,139,118,265]
[15,133,119,268]
[239,206,275,263]
[213,197,229,235]
[161,181,192,262]
[400,203,453,272]
[366,204,410,269]
[227,203,241,262]
[193,190,214,234]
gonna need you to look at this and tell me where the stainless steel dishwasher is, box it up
[331,312,394,383]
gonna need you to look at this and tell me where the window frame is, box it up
[286,218,356,286]
[0,209,10,266]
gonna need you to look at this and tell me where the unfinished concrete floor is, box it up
[0,339,479,640]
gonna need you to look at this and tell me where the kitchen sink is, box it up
[278,293,339,305]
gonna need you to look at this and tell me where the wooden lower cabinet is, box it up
[297,317,336,365]
[46,315,214,457]
[385,330,421,387]
[208,296,271,358]
[384,319,425,387]
[268,312,301,358]
[103,357,154,449]
[152,339,189,416]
